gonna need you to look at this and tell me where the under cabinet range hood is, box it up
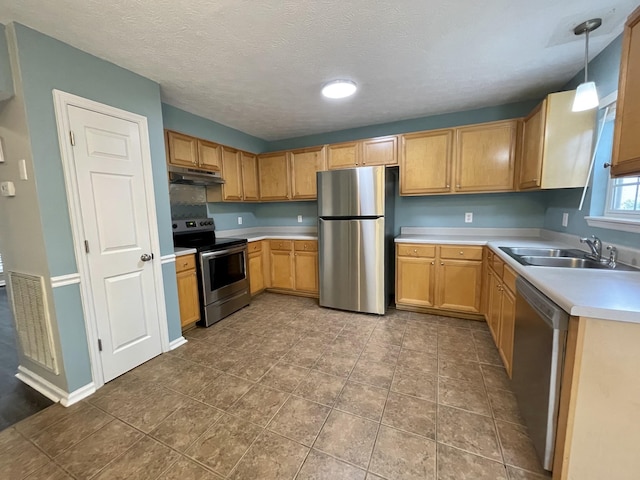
[167,165,225,186]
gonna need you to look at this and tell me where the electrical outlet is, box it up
[465,212,473,223]
[19,159,28,180]
[237,216,242,225]
[562,212,569,227]
[297,215,303,223]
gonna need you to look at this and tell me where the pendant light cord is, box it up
[584,28,590,82]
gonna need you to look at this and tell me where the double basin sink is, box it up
[499,247,637,271]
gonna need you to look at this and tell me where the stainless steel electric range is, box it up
[172,218,250,327]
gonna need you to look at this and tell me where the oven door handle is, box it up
[201,245,247,259]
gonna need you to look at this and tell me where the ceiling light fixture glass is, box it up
[572,18,602,112]
[322,80,357,99]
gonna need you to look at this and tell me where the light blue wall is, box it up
[162,103,269,153]
[266,100,540,151]
[207,202,260,230]
[11,23,182,391]
[254,202,318,227]
[544,33,640,249]
[0,24,14,100]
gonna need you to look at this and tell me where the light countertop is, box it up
[396,231,640,324]
[174,247,197,257]
[216,226,317,242]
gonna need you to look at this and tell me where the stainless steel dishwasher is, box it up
[512,277,569,472]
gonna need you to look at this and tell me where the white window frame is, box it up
[605,175,640,220]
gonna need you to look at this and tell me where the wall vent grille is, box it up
[8,272,59,374]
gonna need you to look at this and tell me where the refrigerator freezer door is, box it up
[319,217,385,314]
[317,166,385,217]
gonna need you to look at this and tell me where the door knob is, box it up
[140,253,153,262]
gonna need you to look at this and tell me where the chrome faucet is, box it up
[580,235,602,261]
[606,245,618,268]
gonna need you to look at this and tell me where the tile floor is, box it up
[1,293,552,479]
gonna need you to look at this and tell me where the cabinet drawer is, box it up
[397,244,436,258]
[248,241,262,253]
[294,240,318,252]
[503,265,517,293]
[176,254,196,273]
[492,255,504,277]
[439,245,483,261]
[270,240,293,251]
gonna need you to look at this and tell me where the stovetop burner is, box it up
[172,217,247,252]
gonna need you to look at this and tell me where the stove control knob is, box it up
[208,221,213,225]
[172,223,177,229]
[200,221,205,226]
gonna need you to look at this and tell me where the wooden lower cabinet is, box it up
[267,239,318,296]
[175,254,200,329]
[396,244,482,315]
[248,241,265,295]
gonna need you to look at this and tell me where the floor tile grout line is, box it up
[364,320,409,476]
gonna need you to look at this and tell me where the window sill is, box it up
[585,216,640,234]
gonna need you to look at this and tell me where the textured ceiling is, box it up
[0,1,636,140]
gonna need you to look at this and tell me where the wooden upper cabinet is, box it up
[258,151,290,201]
[240,152,260,201]
[519,103,545,189]
[519,91,595,190]
[197,139,222,172]
[455,120,517,193]
[290,146,326,200]
[400,129,453,195]
[167,131,198,168]
[612,6,640,177]
[327,141,360,169]
[362,136,398,166]
[220,146,243,201]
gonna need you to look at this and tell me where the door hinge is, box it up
[84,240,90,253]
[69,130,75,146]
[98,339,103,352]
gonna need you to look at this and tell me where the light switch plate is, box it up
[237,216,243,225]
[465,212,473,223]
[1,181,16,196]
[297,215,303,223]
[562,212,569,227]
[19,159,28,180]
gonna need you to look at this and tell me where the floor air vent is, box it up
[8,272,60,374]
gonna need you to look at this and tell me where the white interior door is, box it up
[68,105,162,382]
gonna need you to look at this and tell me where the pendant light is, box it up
[572,18,602,112]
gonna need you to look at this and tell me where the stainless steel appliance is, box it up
[317,166,395,314]
[172,218,250,326]
[512,277,569,471]
[168,165,225,186]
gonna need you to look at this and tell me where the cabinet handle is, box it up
[532,178,538,182]
[431,261,435,265]
[446,184,450,188]
[459,251,464,255]
[440,262,444,266]
[603,162,611,169]
[456,184,460,188]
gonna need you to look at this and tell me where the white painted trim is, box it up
[51,273,81,288]
[585,216,640,234]
[52,90,171,392]
[15,365,96,407]
[169,336,188,350]
[161,253,176,265]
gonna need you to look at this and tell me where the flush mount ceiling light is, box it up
[321,80,357,99]
[572,18,602,112]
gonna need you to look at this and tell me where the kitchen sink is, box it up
[500,247,586,257]
[499,247,638,271]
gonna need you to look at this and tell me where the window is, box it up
[606,175,640,218]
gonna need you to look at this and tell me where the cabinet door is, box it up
[294,251,318,293]
[197,139,222,172]
[396,256,436,307]
[612,7,640,176]
[519,102,545,189]
[362,136,398,166]
[270,250,294,290]
[400,130,453,195]
[498,287,515,377]
[487,270,502,344]
[436,259,482,313]
[176,269,200,327]
[327,142,359,169]
[221,146,243,201]
[259,152,290,200]
[167,131,198,168]
[290,146,326,200]
[248,251,265,295]
[241,152,260,201]
[455,120,516,192]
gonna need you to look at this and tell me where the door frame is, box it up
[53,89,170,390]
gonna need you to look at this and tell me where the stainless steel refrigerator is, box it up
[317,166,395,314]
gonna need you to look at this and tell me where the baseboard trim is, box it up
[169,336,187,350]
[15,365,95,407]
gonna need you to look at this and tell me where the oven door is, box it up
[200,244,249,305]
